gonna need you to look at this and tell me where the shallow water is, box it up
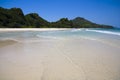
[0,28,120,47]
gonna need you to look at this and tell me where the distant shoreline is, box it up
[0,28,71,32]
[0,28,116,32]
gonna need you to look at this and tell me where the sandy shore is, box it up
[0,28,70,32]
[0,36,120,80]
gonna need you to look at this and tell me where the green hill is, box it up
[25,13,49,28]
[0,7,27,28]
[0,7,113,28]
[71,17,113,28]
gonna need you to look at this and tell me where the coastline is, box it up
[0,28,71,32]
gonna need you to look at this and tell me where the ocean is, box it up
[0,28,120,47]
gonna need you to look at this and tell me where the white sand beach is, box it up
[0,28,70,32]
[0,29,120,80]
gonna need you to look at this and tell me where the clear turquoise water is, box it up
[0,28,120,41]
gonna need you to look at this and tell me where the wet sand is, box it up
[0,40,17,48]
[0,37,120,80]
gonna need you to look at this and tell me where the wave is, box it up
[86,29,120,36]
[0,38,19,42]
[0,39,18,48]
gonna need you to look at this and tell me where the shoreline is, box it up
[0,28,71,32]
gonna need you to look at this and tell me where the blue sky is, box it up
[0,0,120,28]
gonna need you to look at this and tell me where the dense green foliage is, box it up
[25,13,49,28]
[50,18,73,28]
[0,7,113,28]
[0,7,27,28]
[71,17,113,28]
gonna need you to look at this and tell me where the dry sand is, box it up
[0,37,120,80]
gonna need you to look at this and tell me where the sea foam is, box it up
[86,29,120,36]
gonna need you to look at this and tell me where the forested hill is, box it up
[0,7,113,28]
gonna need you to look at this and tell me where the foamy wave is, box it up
[0,38,20,42]
[86,29,120,36]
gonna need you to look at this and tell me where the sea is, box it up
[0,28,120,47]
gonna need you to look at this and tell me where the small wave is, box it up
[0,39,18,48]
[0,38,19,42]
[86,29,120,36]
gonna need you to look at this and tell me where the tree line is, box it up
[0,7,113,28]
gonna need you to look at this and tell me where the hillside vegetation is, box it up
[0,7,113,28]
